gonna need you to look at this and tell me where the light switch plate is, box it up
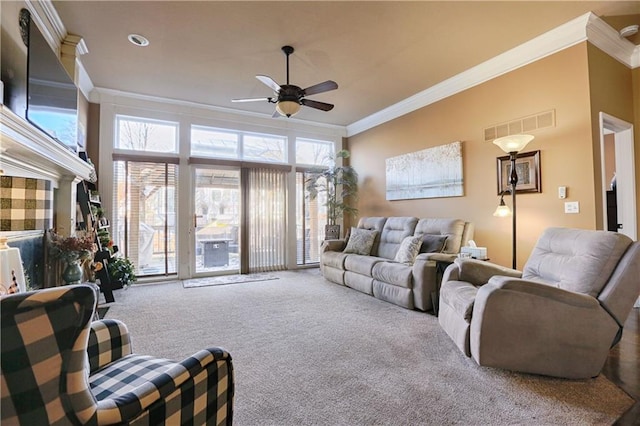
[564,201,579,213]
[558,186,567,199]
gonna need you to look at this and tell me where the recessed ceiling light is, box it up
[128,34,149,47]
[619,25,639,38]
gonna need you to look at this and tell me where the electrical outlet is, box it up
[558,186,567,199]
[564,201,579,214]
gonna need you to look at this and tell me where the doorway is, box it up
[599,113,637,241]
[192,167,241,276]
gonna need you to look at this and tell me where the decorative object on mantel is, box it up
[48,231,96,285]
[386,141,463,200]
[305,149,358,240]
[493,134,535,269]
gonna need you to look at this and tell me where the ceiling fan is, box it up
[232,45,338,118]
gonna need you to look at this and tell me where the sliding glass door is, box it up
[113,160,178,277]
[193,167,241,275]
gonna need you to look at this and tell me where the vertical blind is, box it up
[247,168,288,272]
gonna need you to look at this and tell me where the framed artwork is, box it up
[386,141,463,200]
[497,150,541,194]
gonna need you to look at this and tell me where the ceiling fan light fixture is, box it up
[276,100,301,117]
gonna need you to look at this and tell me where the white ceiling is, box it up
[52,1,640,128]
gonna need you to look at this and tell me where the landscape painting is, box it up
[386,141,463,200]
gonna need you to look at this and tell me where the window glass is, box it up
[191,126,239,158]
[116,116,178,153]
[296,138,334,166]
[243,134,286,162]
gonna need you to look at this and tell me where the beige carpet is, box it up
[105,269,633,425]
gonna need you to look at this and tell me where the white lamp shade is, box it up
[493,204,512,217]
[493,134,534,153]
[276,100,301,117]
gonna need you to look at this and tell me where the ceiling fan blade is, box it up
[256,75,281,92]
[301,98,334,112]
[272,109,281,118]
[232,97,273,103]
[302,80,338,96]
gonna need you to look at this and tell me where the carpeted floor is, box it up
[106,269,633,425]
[182,273,278,288]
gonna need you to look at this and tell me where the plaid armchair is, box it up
[1,284,234,425]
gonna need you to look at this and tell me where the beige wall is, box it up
[587,43,636,234]
[347,44,598,268]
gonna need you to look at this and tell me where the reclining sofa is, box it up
[320,216,474,311]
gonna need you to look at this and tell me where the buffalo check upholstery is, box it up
[1,284,234,425]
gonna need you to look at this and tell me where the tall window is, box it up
[295,138,334,265]
[113,161,178,277]
[247,168,288,272]
[113,115,179,277]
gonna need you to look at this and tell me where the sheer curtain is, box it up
[247,168,288,272]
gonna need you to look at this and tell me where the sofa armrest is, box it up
[321,239,346,253]
[417,252,458,263]
[96,348,234,425]
[88,319,132,374]
[486,276,598,308]
[456,258,521,286]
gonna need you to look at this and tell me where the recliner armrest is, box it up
[486,276,598,308]
[88,319,132,374]
[456,259,521,286]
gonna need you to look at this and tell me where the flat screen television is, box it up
[26,12,79,150]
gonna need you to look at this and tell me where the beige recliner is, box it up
[438,227,640,379]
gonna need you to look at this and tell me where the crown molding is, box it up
[347,12,638,137]
[586,13,638,68]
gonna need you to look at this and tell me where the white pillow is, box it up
[344,227,378,255]
[394,236,422,265]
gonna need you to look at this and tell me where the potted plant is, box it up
[48,230,96,285]
[108,256,137,288]
[306,149,358,239]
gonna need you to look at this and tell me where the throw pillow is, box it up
[420,234,448,253]
[394,236,422,265]
[343,227,378,255]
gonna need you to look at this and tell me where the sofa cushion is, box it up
[355,217,388,255]
[420,234,448,253]
[414,218,465,254]
[372,262,413,288]
[344,228,378,255]
[394,236,422,264]
[345,254,385,276]
[377,217,419,260]
[440,280,478,321]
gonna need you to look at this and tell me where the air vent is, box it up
[484,109,555,142]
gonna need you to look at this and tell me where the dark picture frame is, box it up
[497,150,541,194]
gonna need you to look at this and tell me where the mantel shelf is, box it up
[0,104,94,183]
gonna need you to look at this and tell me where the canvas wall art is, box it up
[386,141,463,200]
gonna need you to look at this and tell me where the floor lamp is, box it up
[493,134,534,270]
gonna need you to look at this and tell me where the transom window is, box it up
[116,115,178,153]
[295,138,334,166]
[190,125,286,163]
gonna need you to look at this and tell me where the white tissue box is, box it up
[460,246,488,260]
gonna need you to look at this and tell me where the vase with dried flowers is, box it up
[49,231,96,285]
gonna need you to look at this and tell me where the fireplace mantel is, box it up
[1,104,93,183]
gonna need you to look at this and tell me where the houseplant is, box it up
[306,149,358,239]
[49,231,96,284]
[109,255,137,288]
